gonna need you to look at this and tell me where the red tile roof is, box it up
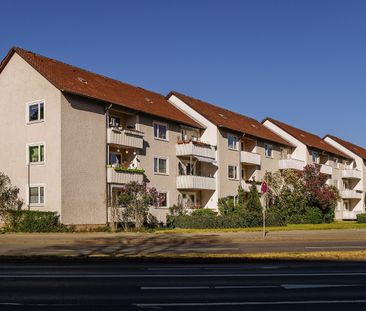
[168,91,293,147]
[325,134,366,160]
[263,118,352,159]
[0,47,203,129]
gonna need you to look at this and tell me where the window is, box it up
[333,157,339,168]
[228,165,238,179]
[154,157,168,174]
[333,180,339,188]
[312,151,319,163]
[110,152,122,166]
[264,144,273,158]
[158,192,168,208]
[27,101,44,123]
[228,134,237,150]
[29,186,45,206]
[154,122,168,140]
[27,143,45,164]
[109,116,121,128]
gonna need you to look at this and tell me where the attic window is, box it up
[145,97,153,103]
[300,134,305,138]
[78,77,88,84]
[218,113,227,119]
[251,124,257,128]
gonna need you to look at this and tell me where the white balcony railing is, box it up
[340,189,362,200]
[241,181,261,192]
[176,175,216,190]
[342,169,362,179]
[320,164,333,176]
[176,141,216,159]
[240,151,261,165]
[107,128,144,149]
[278,158,305,171]
[338,210,359,220]
[107,167,144,184]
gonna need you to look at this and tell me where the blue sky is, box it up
[1,0,366,145]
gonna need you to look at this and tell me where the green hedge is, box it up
[357,213,366,223]
[4,210,63,232]
[167,210,286,229]
[287,207,323,224]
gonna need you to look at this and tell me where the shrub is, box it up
[168,204,187,216]
[191,208,216,217]
[167,209,285,229]
[3,210,62,232]
[246,181,262,212]
[357,213,366,223]
[265,210,287,227]
[287,206,323,224]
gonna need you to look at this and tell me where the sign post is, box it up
[261,180,268,239]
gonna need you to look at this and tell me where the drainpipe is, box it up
[105,104,113,225]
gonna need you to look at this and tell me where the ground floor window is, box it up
[158,192,168,208]
[29,186,45,206]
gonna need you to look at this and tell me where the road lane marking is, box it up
[141,286,210,290]
[1,272,366,278]
[214,285,280,289]
[281,284,361,289]
[135,299,366,307]
[305,246,365,249]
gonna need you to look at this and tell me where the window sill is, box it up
[29,204,45,207]
[228,178,239,181]
[28,162,45,166]
[27,120,45,125]
[228,148,238,151]
[154,172,169,176]
[154,137,169,142]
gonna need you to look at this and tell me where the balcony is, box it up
[176,175,216,190]
[176,141,216,160]
[340,189,362,200]
[337,210,358,220]
[107,167,144,184]
[279,158,305,171]
[320,164,333,176]
[342,169,362,180]
[240,151,261,165]
[241,181,260,192]
[107,128,144,149]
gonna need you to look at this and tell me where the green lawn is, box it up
[156,221,366,234]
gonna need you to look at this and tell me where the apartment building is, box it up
[167,92,294,202]
[0,47,205,225]
[262,118,360,220]
[1,47,365,225]
[324,135,365,219]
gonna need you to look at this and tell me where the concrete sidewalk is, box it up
[0,229,366,258]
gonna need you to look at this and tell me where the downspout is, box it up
[105,103,113,225]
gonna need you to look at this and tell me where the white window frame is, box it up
[264,143,273,158]
[227,134,237,150]
[228,165,238,180]
[312,151,319,164]
[154,156,169,175]
[26,99,45,124]
[27,184,45,207]
[26,142,46,165]
[153,121,169,141]
[158,191,169,208]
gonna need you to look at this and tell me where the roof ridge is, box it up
[266,117,324,139]
[171,90,260,124]
[14,47,166,98]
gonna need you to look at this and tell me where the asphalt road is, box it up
[0,260,366,310]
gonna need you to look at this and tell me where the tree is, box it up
[117,181,162,230]
[246,180,262,212]
[301,164,340,222]
[0,172,23,223]
[237,185,246,206]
